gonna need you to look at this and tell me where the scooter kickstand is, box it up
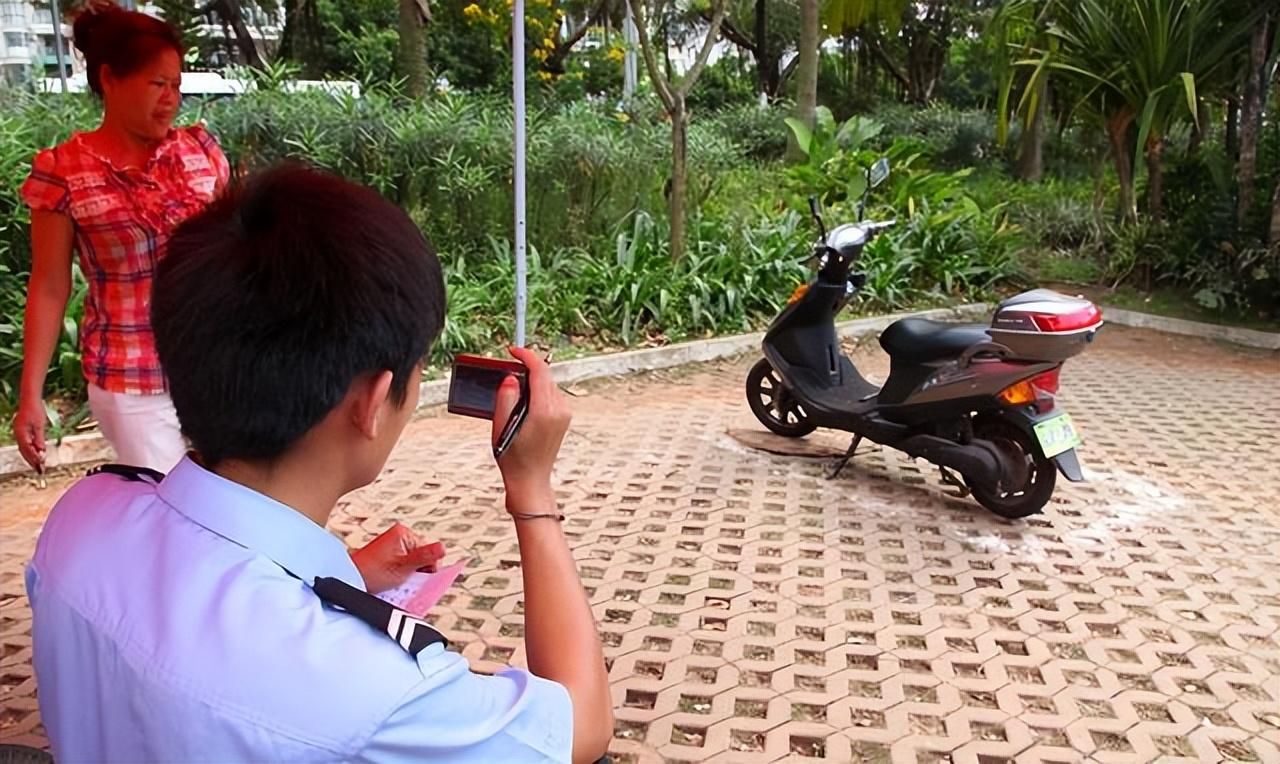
[939,466,971,497]
[826,435,862,480]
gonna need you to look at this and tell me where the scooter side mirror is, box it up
[808,195,827,242]
[858,158,890,222]
[869,157,890,188]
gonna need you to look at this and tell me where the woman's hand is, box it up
[492,347,571,513]
[351,523,445,594]
[14,396,48,472]
[19,210,75,473]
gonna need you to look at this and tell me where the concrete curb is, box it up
[1101,306,1280,351]
[0,303,987,478]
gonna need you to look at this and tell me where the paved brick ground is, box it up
[3,326,1279,763]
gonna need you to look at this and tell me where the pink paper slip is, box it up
[378,560,467,618]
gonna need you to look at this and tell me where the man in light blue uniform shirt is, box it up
[26,164,614,763]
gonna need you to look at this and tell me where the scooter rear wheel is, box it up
[746,359,817,438]
[964,417,1056,518]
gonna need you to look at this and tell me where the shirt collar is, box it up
[71,128,182,173]
[157,456,365,590]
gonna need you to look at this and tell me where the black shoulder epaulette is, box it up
[87,463,166,484]
[313,576,448,657]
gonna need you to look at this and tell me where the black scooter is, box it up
[746,159,1102,518]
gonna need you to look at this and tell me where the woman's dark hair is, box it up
[71,3,184,96]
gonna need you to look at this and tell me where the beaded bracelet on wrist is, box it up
[509,511,565,522]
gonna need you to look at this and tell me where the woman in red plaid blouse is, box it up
[14,3,229,473]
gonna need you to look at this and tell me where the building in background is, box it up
[0,0,283,87]
[0,0,76,86]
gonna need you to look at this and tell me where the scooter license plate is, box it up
[1033,413,1082,458]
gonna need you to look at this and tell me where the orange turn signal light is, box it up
[787,284,810,305]
[998,380,1037,406]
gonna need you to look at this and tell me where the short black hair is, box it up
[152,162,445,465]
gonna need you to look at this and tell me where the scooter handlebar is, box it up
[863,219,897,234]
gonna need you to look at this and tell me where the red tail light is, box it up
[1031,367,1061,395]
[1030,304,1102,332]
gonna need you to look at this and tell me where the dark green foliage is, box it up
[702,102,792,161]
[687,56,760,112]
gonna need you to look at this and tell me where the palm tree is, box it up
[990,0,1052,181]
[822,0,911,100]
[788,0,819,162]
[1235,8,1276,230]
[397,0,430,98]
[1022,0,1257,221]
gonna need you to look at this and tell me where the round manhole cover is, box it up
[726,429,844,458]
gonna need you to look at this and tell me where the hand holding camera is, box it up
[448,347,570,514]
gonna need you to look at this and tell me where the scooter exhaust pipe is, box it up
[896,434,1006,486]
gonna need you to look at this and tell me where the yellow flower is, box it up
[537,70,554,81]
[463,3,483,20]
[606,46,625,62]
[532,48,548,61]
[543,36,556,50]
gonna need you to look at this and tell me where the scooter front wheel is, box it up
[746,359,817,438]
[964,417,1056,518]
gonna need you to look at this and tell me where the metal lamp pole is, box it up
[512,0,528,347]
[49,0,68,92]
[623,0,637,100]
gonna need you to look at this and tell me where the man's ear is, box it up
[350,370,395,440]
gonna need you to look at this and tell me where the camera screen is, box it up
[449,364,513,419]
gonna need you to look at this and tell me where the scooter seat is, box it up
[879,318,992,363]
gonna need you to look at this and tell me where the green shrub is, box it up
[434,210,812,353]
[1142,135,1279,316]
[874,104,997,169]
[703,103,792,162]
[0,91,98,419]
[783,110,1025,308]
[687,57,760,113]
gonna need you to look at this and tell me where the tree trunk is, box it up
[1237,14,1271,230]
[396,0,429,98]
[902,0,951,105]
[1270,182,1280,247]
[628,0,725,261]
[280,0,324,78]
[1225,97,1239,158]
[842,34,853,92]
[1188,101,1210,154]
[788,0,819,162]
[547,1,608,76]
[1145,137,1164,223]
[661,13,672,81]
[1107,114,1136,223]
[669,96,688,261]
[753,0,769,96]
[1015,75,1046,182]
[211,0,265,68]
